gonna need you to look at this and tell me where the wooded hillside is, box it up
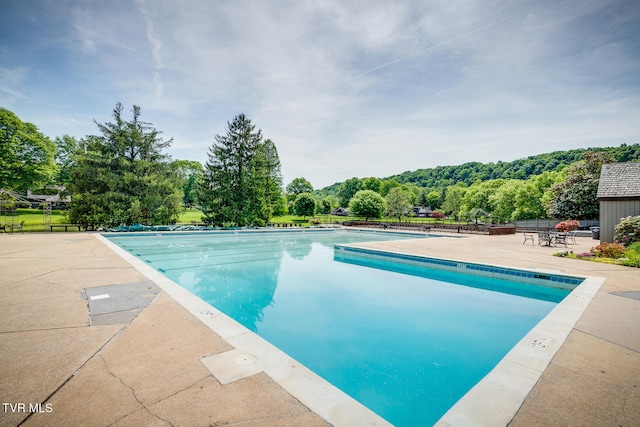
[317,144,640,195]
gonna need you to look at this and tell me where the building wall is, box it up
[599,200,640,242]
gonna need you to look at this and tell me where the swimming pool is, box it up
[104,229,584,426]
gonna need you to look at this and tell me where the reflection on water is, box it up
[160,231,417,331]
[110,231,564,426]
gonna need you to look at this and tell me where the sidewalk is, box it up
[1,232,638,426]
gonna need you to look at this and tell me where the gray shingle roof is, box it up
[597,162,640,200]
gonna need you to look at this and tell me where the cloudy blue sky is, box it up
[1,0,639,188]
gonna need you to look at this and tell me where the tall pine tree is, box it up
[68,103,182,227]
[200,114,283,226]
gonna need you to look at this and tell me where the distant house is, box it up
[332,207,349,216]
[597,162,640,242]
[27,189,70,204]
[412,206,432,217]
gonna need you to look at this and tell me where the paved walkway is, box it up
[0,231,638,426]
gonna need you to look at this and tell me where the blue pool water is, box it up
[107,230,572,426]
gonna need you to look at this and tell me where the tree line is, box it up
[313,144,639,222]
[0,105,284,227]
[2,104,638,226]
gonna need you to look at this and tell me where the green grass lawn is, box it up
[1,208,69,232]
[177,209,205,223]
[3,208,463,233]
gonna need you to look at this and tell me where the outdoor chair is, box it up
[523,233,535,245]
[14,221,24,233]
[567,231,577,244]
[538,232,553,246]
[555,233,568,247]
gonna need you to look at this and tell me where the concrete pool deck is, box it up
[1,231,639,426]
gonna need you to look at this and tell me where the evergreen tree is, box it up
[200,114,282,226]
[68,103,182,227]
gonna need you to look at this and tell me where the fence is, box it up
[342,220,515,235]
[512,219,599,232]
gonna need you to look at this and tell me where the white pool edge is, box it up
[435,275,604,427]
[95,233,391,427]
[97,232,604,427]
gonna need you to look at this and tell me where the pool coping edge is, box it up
[94,233,392,427]
[334,243,605,426]
[96,231,605,427]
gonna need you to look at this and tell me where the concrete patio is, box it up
[0,231,638,426]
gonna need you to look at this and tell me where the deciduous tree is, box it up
[338,177,362,207]
[349,190,386,221]
[385,187,413,221]
[286,177,313,200]
[293,192,315,219]
[0,108,57,191]
[546,151,613,220]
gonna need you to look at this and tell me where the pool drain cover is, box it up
[234,354,257,365]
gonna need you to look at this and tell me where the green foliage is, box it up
[488,180,522,222]
[318,198,332,215]
[53,135,79,192]
[362,177,382,193]
[199,114,283,226]
[172,159,203,207]
[348,190,386,221]
[316,144,639,201]
[547,151,613,220]
[620,250,640,268]
[293,192,316,219]
[614,215,640,246]
[513,171,564,220]
[379,179,400,196]
[626,241,640,253]
[385,187,413,220]
[286,177,313,200]
[0,108,57,191]
[442,185,466,217]
[338,177,363,207]
[383,145,638,189]
[620,241,640,267]
[423,190,442,209]
[67,103,182,227]
[459,179,504,218]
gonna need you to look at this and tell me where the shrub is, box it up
[555,219,580,232]
[591,242,626,259]
[430,211,445,219]
[620,251,640,267]
[576,252,594,259]
[626,241,640,253]
[614,215,640,246]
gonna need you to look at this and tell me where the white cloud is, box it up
[2,0,639,188]
[0,66,27,100]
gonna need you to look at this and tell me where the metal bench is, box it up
[50,224,83,232]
